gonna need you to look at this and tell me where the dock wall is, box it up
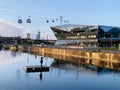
[18,46,120,71]
[22,46,120,61]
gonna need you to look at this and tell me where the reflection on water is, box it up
[0,50,120,90]
[30,51,120,72]
[39,71,43,80]
[51,59,118,76]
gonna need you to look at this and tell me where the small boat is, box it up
[10,45,18,51]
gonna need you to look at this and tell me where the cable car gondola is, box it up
[52,20,54,23]
[46,20,49,23]
[18,16,22,24]
[26,16,31,23]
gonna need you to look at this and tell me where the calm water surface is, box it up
[0,50,120,90]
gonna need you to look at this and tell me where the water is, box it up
[0,50,120,90]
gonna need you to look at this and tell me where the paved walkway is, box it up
[46,46,120,53]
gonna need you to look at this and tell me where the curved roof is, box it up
[51,24,98,32]
[51,24,120,33]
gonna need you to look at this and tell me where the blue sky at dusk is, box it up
[0,0,120,39]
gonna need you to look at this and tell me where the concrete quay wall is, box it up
[25,46,120,61]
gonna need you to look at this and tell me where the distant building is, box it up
[36,31,40,40]
[26,33,31,39]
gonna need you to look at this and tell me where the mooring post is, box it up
[40,57,43,67]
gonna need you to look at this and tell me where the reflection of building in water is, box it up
[44,51,120,71]
[10,51,22,57]
[31,51,120,72]
[51,59,120,75]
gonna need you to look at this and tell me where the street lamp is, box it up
[111,32,112,48]
[77,33,80,46]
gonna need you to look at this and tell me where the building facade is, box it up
[51,24,120,48]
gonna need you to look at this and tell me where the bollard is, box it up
[40,57,43,67]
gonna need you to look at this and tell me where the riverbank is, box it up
[18,45,120,61]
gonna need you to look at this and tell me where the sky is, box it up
[0,0,120,39]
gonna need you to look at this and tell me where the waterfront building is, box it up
[51,24,120,48]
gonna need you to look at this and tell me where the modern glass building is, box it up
[51,24,120,48]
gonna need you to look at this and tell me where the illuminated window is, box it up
[88,35,96,38]
[81,36,86,39]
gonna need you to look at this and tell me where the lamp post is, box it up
[111,32,112,48]
[119,34,120,49]
[77,33,80,47]
[63,20,69,46]
[64,27,68,46]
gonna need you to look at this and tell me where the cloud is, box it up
[0,19,23,37]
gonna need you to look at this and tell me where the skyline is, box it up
[0,0,120,39]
